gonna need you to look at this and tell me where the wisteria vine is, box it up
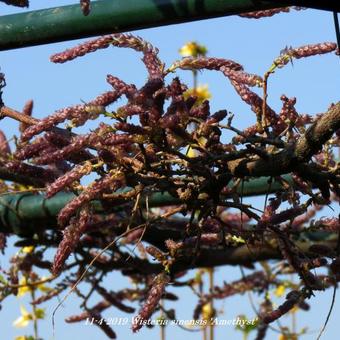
[0,7,339,340]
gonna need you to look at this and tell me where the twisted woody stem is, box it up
[227,102,340,178]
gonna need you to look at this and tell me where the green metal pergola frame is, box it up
[0,0,339,50]
[0,176,293,235]
[0,0,339,234]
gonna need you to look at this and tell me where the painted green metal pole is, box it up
[0,175,292,235]
[0,0,338,51]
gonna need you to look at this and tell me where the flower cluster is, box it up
[238,6,303,19]
[0,30,339,340]
[132,272,170,332]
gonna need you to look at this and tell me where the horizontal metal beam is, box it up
[0,0,338,51]
[0,175,292,235]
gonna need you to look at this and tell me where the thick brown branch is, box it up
[295,103,340,161]
[0,105,75,139]
[75,237,338,276]
[227,102,340,178]
[171,238,337,272]
[0,106,39,126]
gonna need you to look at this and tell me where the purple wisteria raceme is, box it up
[101,133,134,146]
[238,7,291,19]
[0,130,10,154]
[142,50,164,79]
[169,57,243,72]
[22,99,33,116]
[220,67,264,87]
[205,109,228,125]
[260,197,281,223]
[114,122,147,135]
[31,287,65,305]
[218,211,250,228]
[277,95,312,131]
[291,173,312,194]
[116,104,145,118]
[88,90,121,107]
[33,124,111,165]
[311,218,340,232]
[1,159,57,183]
[50,33,162,78]
[46,161,93,198]
[122,228,145,245]
[19,99,33,133]
[52,207,91,274]
[43,131,95,164]
[133,78,164,105]
[165,233,222,253]
[232,124,258,143]
[65,300,111,323]
[132,272,170,332]
[230,79,278,125]
[273,42,337,69]
[15,135,50,160]
[255,301,272,340]
[279,95,298,119]
[167,77,188,98]
[259,206,306,227]
[262,291,302,324]
[96,286,135,313]
[145,246,166,262]
[21,89,124,142]
[106,75,137,99]
[50,35,115,63]
[159,112,181,130]
[201,217,223,233]
[190,100,210,119]
[21,105,84,141]
[57,171,125,226]
[33,132,101,165]
[209,271,268,299]
[90,312,117,339]
[290,42,337,59]
[44,131,71,146]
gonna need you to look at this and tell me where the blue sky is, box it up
[0,1,339,340]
